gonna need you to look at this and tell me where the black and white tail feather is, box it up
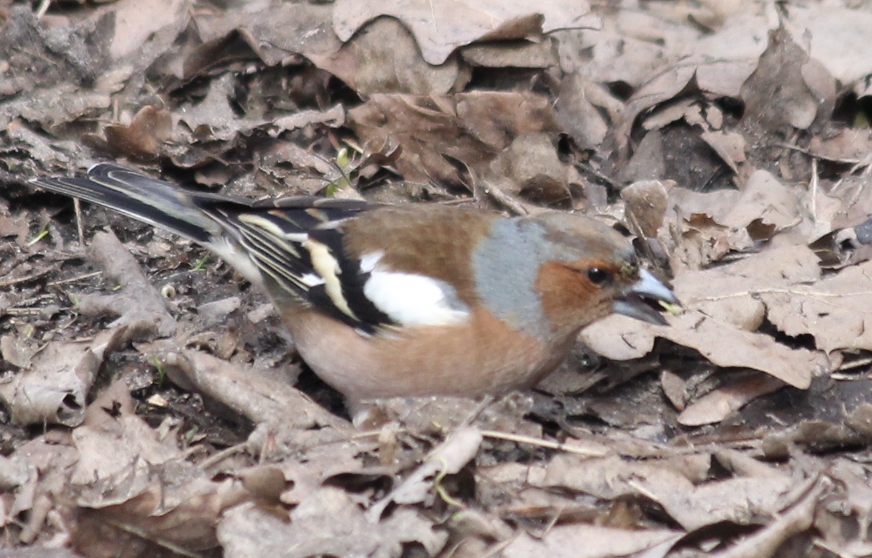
[30,163,395,334]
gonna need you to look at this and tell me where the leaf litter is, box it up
[3,0,872,556]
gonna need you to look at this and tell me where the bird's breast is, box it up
[282,305,577,401]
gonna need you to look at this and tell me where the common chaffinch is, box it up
[30,163,677,402]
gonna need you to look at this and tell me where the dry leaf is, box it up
[333,0,598,65]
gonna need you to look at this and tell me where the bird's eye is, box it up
[587,267,611,284]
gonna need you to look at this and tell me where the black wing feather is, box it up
[31,163,396,333]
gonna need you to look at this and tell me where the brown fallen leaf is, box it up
[0,328,125,427]
[176,73,268,141]
[76,231,177,341]
[158,348,351,434]
[219,487,448,558]
[104,0,189,60]
[503,524,681,558]
[678,373,786,426]
[366,426,483,521]
[739,26,822,133]
[715,476,823,558]
[104,105,173,160]
[720,170,801,237]
[700,130,747,175]
[347,91,558,184]
[622,180,669,238]
[486,132,573,207]
[192,2,341,66]
[310,17,463,96]
[332,0,598,65]
[785,5,872,85]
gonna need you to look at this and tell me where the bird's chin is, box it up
[613,269,679,325]
[612,294,669,325]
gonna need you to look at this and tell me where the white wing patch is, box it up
[359,250,384,274]
[300,272,325,287]
[363,266,471,327]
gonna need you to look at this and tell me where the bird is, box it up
[30,163,678,402]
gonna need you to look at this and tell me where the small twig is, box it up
[35,0,51,19]
[0,270,52,289]
[482,182,531,216]
[198,443,250,470]
[575,161,621,190]
[626,479,659,501]
[46,271,102,287]
[810,158,818,224]
[459,395,494,429]
[74,198,85,246]
[480,430,607,457]
[831,356,872,374]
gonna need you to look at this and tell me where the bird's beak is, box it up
[613,269,679,325]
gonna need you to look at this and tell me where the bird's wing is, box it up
[31,163,397,333]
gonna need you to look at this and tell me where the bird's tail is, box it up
[29,163,234,244]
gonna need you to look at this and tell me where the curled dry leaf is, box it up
[785,5,872,85]
[827,460,872,540]
[486,133,572,207]
[554,73,612,149]
[666,170,802,270]
[176,73,268,141]
[503,525,681,558]
[347,91,558,184]
[462,38,558,69]
[762,261,872,353]
[192,2,340,67]
[675,244,872,356]
[660,369,687,410]
[699,130,747,175]
[106,0,189,60]
[366,426,483,521]
[270,104,345,136]
[71,379,183,495]
[0,333,38,368]
[544,453,804,532]
[332,0,598,65]
[219,487,449,558]
[739,26,821,132]
[713,477,824,558]
[713,449,790,480]
[158,348,351,434]
[77,231,176,340]
[73,477,247,555]
[622,180,669,237]
[353,393,536,437]
[0,453,31,491]
[0,328,125,427]
[719,170,801,238]
[103,105,173,160]
[310,17,463,96]
[678,373,786,426]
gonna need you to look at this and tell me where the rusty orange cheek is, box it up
[534,260,606,332]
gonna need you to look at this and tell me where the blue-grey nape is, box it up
[471,219,552,337]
